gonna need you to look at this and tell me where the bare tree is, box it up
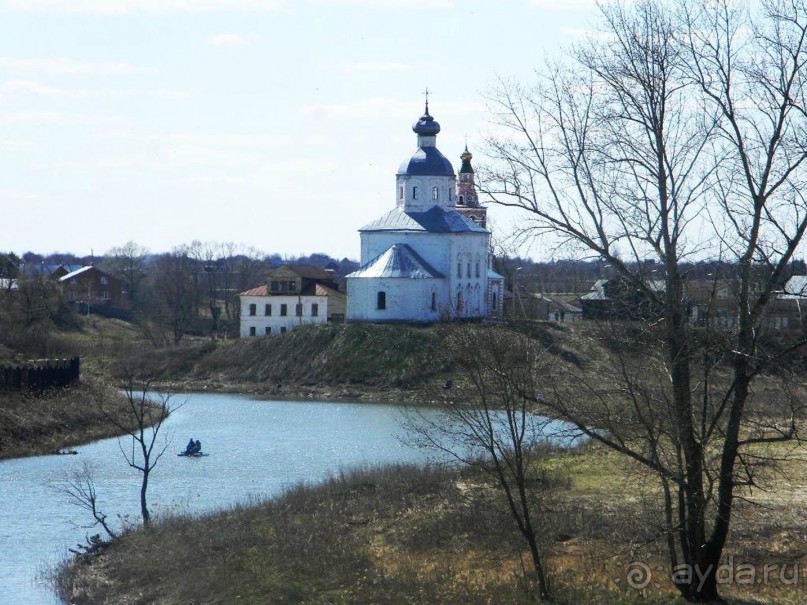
[481,0,807,601]
[102,241,149,311]
[93,369,182,526]
[61,461,118,541]
[404,325,563,601]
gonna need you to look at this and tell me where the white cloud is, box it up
[344,61,409,72]
[300,97,484,119]
[0,79,94,100]
[0,110,126,126]
[0,56,141,76]
[531,0,597,10]
[2,0,284,13]
[0,138,38,150]
[207,33,260,47]
[312,0,452,6]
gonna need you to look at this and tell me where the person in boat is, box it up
[194,439,202,454]
[185,438,197,455]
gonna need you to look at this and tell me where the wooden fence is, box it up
[0,357,80,392]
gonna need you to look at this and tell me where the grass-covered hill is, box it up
[113,321,587,400]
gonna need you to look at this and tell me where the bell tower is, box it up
[455,145,486,228]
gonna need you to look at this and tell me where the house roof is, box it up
[268,264,335,280]
[315,283,346,301]
[58,266,100,282]
[580,278,665,301]
[239,285,269,296]
[360,205,488,234]
[488,269,505,280]
[781,275,807,298]
[238,282,345,298]
[347,243,444,279]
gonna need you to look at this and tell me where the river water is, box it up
[0,392,577,604]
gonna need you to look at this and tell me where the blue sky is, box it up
[0,0,598,260]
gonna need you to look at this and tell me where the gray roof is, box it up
[780,275,807,298]
[360,206,488,234]
[347,244,444,279]
[398,146,455,176]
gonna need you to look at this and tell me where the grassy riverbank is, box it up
[0,381,139,460]
[56,442,807,605]
[88,321,587,402]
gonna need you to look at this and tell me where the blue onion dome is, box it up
[412,102,441,136]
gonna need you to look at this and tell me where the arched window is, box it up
[457,259,462,278]
[399,185,404,200]
[432,186,438,200]
[449,189,452,202]
[459,195,464,205]
[431,291,437,311]
[456,291,463,312]
[467,262,471,278]
[412,186,418,199]
[475,255,481,278]
[377,291,386,310]
[493,292,498,310]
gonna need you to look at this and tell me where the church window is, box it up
[280,304,288,316]
[467,262,471,278]
[449,189,452,202]
[432,186,438,200]
[265,304,271,316]
[280,327,287,333]
[475,259,480,278]
[456,291,463,312]
[249,303,256,316]
[399,185,404,200]
[457,261,462,278]
[296,303,303,316]
[493,292,498,310]
[249,326,256,336]
[312,303,319,317]
[413,186,418,199]
[265,327,271,335]
[459,195,464,205]
[377,291,387,310]
[431,292,437,311]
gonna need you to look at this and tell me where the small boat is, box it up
[178,451,209,457]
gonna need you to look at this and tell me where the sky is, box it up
[0,0,599,261]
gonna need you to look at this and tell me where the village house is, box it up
[57,266,124,310]
[239,265,346,337]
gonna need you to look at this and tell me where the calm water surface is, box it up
[1,393,436,604]
[0,392,577,604]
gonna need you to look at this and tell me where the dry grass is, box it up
[56,440,807,604]
[0,379,141,459]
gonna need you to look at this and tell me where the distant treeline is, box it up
[0,357,80,392]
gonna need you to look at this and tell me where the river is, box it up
[0,392,577,604]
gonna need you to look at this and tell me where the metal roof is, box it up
[58,266,98,282]
[347,244,444,279]
[781,275,807,298]
[398,145,455,176]
[360,205,488,234]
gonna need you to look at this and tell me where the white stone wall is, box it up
[240,294,328,337]
[395,174,456,212]
[347,277,447,322]
[358,230,490,319]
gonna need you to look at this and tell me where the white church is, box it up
[346,103,504,322]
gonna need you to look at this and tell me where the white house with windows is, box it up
[239,265,346,337]
[346,103,502,322]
